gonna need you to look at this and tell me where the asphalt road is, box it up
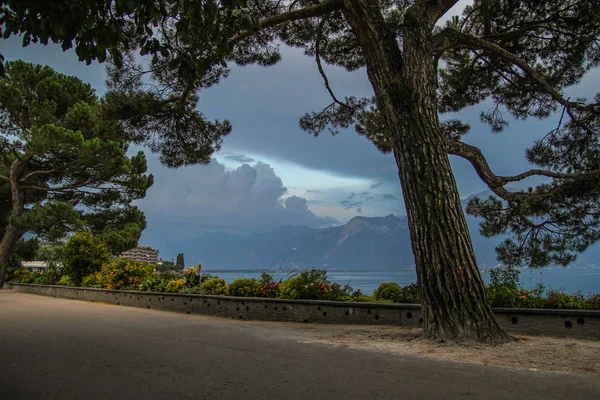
[1,291,598,400]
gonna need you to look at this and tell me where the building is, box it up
[21,261,62,273]
[120,245,160,264]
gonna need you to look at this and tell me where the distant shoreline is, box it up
[202,268,417,274]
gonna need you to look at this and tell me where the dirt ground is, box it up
[301,326,600,375]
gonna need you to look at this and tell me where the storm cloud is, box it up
[137,157,337,234]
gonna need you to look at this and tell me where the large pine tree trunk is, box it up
[0,221,21,287]
[0,158,28,287]
[343,1,509,342]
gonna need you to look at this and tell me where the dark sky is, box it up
[2,1,599,255]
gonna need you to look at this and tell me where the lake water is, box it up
[207,267,600,296]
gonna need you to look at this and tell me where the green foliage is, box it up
[489,265,521,288]
[257,272,281,298]
[61,232,111,285]
[96,257,155,290]
[352,294,378,303]
[0,61,153,272]
[228,278,259,297]
[8,268,33,283]
[164,279,186,293]
[81,273,101,288]
[58,275,74,286]
[139,275,167,292]
[35,243,63,284]
[373,282,403,302]
[9,238,40,268]
[183,264,202,287]
[156,260,180,274]
[546,290,592,310]
[485,284,518,308]
[176,253,185,269]
[277,268,353,301]
[373,282,421,304]
[181,286,207,295]
[201,277,228,296]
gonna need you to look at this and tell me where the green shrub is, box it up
[164,279,186,293]
[96,258,156,290]
[373,282,420,303]
[546,290,591,310]
[352,294,378,302]
[201,278,228,295]
[277,268,353,301]
[587,294,600,309]
[373,282,403,302]
[228,278,259,297]
[81,273,101,288]
[485,283,517,308]
[399,283,421,303]
[61,232,111,285]
[139,275,167,292]
[11,268,35,283]
[181,286,206,295]
[58,275,74,286]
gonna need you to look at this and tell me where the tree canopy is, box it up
[3,0,600,341]
[0,60,154,282]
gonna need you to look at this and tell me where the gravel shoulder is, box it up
[300,325,600,376]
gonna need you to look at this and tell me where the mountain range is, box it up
[169,212,506,270]
[152,192,600,270]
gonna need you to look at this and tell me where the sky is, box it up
[2,1,599,252]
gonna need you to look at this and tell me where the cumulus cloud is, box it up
[138,158,337,232]
[306,189,324,193]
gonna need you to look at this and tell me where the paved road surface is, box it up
[1,291,598,400]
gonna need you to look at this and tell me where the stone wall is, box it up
[4,283,599,339]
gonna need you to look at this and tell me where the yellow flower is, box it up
[519,295,526,299]
[304,285,308,289]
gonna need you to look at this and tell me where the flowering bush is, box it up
[201,277,228,295]
[164,279,186,293]
[277,268,353,301]
[228,278,259,297]
[183,264,203,287]
[81,273,101,288]
[96,258,156,290]
[257,272,280,298]
[9,268,35,283]
[545,290,591,310]
[139,275,167,292]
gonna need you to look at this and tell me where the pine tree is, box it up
[0,61,154,284]
[3,1,599,341]
[176,253,185,270]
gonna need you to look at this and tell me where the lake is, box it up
[206,267,600,296]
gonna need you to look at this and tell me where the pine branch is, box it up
[231,0,344,43]
[447,139,600,201]
[19,169,57,183]
[438,29,597,112]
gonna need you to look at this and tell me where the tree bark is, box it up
[0,157,29,287]
[342,1,510,342]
